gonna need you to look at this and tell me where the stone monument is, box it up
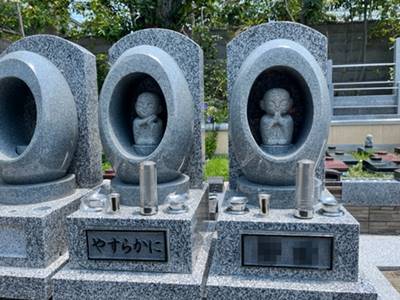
[52,29,213,300]
[0,35,102,299]
[94,28,204,206]
[206,22,377,299]
[228,21,331,208]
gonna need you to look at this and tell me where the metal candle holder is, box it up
[258,193,271,216]
[294,159,315,219]
[139,161,158,216]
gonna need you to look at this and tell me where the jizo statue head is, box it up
[260,88,293,116]
[135,92,163,118]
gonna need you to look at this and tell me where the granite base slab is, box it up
[206,271,377,300]
[111,174,190,206]
[342,179,400,206]
[0,189,89,269]
[0,253,68,300]
[214,200,360,281]
[52,230,214,300]
[66,186,208,273]
[0,252,68,299]
[0,174,76,204]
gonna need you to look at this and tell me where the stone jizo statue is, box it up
[364,134,373,148]
[133,92,163,146]
[260,88,294,145]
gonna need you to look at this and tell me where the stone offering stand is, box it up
[0,22,395,300]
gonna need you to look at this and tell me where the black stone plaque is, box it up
[241,234,333,269]
[87,230,168,262]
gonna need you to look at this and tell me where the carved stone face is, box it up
[135,92,162,118]
[260,88,293,115]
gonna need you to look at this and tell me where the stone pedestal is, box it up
[0,189,88,299]
[53,186,213,300]
[205,193,378,299]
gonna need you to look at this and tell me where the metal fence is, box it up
[329,38,400,122]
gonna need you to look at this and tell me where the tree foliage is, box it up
[0,0,71,40]
[2,0,400,123]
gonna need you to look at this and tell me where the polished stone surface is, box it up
[228,22,329,191]
[0,189,89,299]
[213,202,359,281]
[342,179,400,206]
[66,186,208,273]
[0,252,68,300]
[4,35,103,188]
[0,174,76,205]
[111,174,190,206]
[206,272,377,300]
[0,189,88,269]
[359,235,400,300]
[52,229,214,300]
[0,50,78,185]
[100,29,204,187]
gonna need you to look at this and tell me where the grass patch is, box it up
[351,150,374,161]
[102,154,113,171]
[343,161,394,180]
[205,155,229,181]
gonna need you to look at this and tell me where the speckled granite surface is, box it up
[67,187,208,273]
[359,235,400,300]
[342,180,400,206]
[206,272,377,300]
[4,35,103,188]
[227,22,329,190]
[213,199,360,281]
[0,189,89,269]
[105,29,204,189]
[52,229,214,300]
[0,252,68,300]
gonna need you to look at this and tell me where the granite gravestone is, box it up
[206,22,377,300]
[52,29,213,300]
[98,28,204,206]
[0,35,101,299]
[228,21,331,208]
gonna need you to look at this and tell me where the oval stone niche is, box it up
[230,39,331,186]
[100,45,194,185]
[0,77,37,159]
[247,66,313,156]
[110,73,168,157]
[0,51,78,186]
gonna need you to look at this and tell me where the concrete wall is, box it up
[329,123,400,145]
[213,123,400,155]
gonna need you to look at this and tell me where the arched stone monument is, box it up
[228,22,331,208]
[0,35,102,299]
[53,30,212,299]
[0,35,103,204]
[99,29,204,205]
[206,22,377,300]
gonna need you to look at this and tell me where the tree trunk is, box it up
[358,0,369,83]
